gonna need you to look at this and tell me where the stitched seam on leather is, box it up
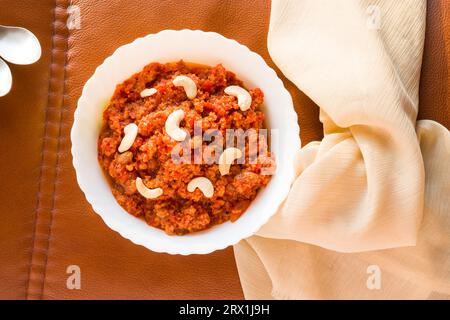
[26,0,69,300]
[25,0,58,299]
[40,12,71,300]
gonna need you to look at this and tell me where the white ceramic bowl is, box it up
[71,29,300,255]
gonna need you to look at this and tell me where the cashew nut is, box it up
[219,147,243,175]
[173,75,197,99]
[140,88,157,98]
[136,177,163,199]
[224,86,252,111]
[187,177,214,198]
[165,109,187,141]
[118,123,138,153]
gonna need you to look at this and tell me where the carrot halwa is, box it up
[98,61,274,235]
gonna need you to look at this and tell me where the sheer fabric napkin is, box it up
[234,0,450,299]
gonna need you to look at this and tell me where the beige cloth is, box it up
[234,0,450,299]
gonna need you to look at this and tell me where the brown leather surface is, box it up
[419,0,450,125]
[0,0,55,299]
[0,0,448,299]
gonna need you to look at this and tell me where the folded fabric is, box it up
[234,0,450,299]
